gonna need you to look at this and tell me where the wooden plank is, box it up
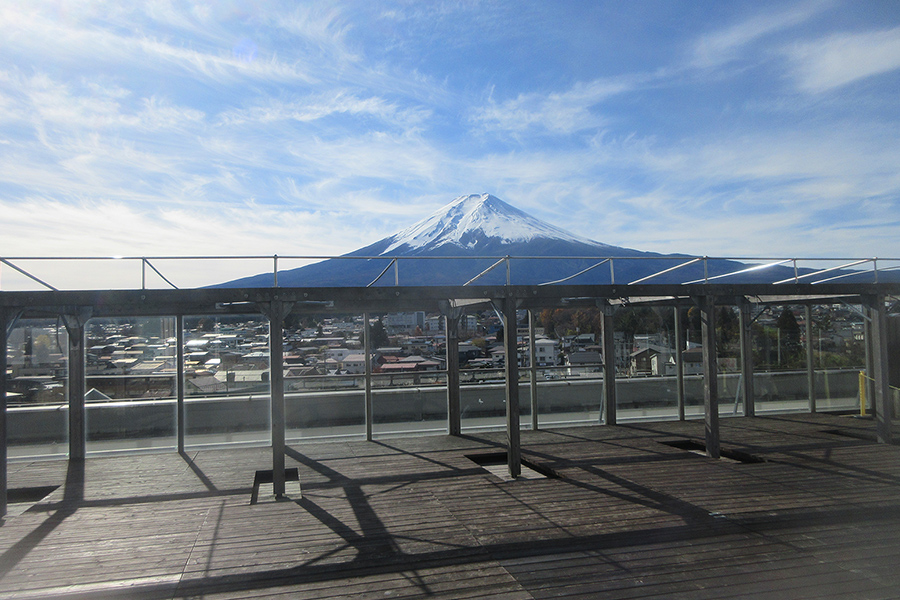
[0,414,899,599]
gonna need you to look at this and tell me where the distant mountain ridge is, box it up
[217,193,882,287]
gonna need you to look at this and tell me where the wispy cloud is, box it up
[217,91,430,132]
[785,26,900,92]
[472,77,643,136]
[690,1,829,69]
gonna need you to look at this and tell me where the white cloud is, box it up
[785,26,900,93]
[472,77,639,136]
[217,92,430,132]
[690,2,827,69]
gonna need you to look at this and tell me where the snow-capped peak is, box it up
[381,193,606,254]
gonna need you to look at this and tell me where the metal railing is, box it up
[2,254,899,292]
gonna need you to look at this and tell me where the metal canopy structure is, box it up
[2,280,898,515]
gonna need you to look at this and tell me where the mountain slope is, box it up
[217,193,876,287]
[220,193,671,287]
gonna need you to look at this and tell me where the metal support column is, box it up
[260,300,293,498]
[364,312,373,441]
[700,296,720,458]
[0,309,8,518]
[176,315,185,452]
[869,296,893,444]
[674,306,685,421]
[445,311,461,436]
[805,305,816,413]
[738,300,755,417]
[528,309,539,431]
[503,297,521,479]
[62,309,91,461]
[601,304,617,426]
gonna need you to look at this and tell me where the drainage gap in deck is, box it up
[659,440,766,464]
[251,468,300,504]
[465,452,557,480]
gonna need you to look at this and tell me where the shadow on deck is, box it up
[1,412,899,599]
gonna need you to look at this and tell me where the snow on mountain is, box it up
[380,193,612,254]
[216,193,777,287]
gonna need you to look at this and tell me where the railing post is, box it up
[528,309,539,431]
[176,315,185,452]
[364,312,373,441]
[0,309,8,518]
[869,295,893,444]
[601,303,617,425]
[699,295,720,458]
[444,309,461,436]
[394,259,399,286]
[674,306,685,420]
[805,305,816,413]
[141,258,147,290]
[273,255,278,288]
[739,300,755,417]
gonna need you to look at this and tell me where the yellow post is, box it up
[859,371,867,416]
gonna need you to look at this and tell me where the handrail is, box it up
[1,254,898,292]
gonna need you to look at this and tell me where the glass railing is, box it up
[6,366,864,458]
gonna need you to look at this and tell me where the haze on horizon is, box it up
[1,1,899,289]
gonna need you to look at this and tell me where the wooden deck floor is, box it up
[1,412,900,599]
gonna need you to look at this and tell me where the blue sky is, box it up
[1,1,899,288]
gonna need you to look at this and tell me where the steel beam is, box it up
[700,296,720,458]
[259,300,293,498]
[62,309,91,461]
[444,311,461,436]
[4,282,898,321]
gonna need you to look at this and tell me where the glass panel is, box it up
[371,308,449,437]
[183,314,271,448]
[535,369,603,427]
[460,373,509,432]
[284,313,366,440]
[7,318,68,458]
[85,317,177,454]
[371,373,447,437]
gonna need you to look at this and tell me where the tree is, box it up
[716,307,740,355]
[777,307,802,364]
[369,318,389,349]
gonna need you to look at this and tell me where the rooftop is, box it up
[3,413,900,599]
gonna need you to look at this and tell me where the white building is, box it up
[524,337,559,367]
[384,312,426,335]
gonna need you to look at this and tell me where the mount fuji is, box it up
[217,193,803,287]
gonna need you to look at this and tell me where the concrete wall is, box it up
[7,369,862,446]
